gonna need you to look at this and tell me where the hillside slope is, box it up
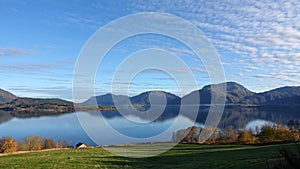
[0,88,17,104]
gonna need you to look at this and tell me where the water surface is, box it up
[0,106,299,146]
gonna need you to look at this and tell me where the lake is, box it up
[0,111,203,146]
[0,106,299,146]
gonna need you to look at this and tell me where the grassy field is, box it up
[0,143,298,169]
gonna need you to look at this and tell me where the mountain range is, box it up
[1,82,299,113]
[84,91,181,108]
[84,82,300,107]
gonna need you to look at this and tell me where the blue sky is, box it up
[1,0,299,100]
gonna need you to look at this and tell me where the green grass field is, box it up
[0,143,297,169]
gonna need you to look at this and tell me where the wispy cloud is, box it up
[9,86,73,100]
[62,12,102,29]
[0,48,34,56]
[2,0,299,96]
[129,0,300,89]
[130,1,300,65]
[0,62,72,73]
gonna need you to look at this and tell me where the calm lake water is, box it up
[0,106,299,146]
[0,111,202,146]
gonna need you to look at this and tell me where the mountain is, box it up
[182,82,255,104]
[6,97,74,117]
[130,91,181,106]
[83,93,129,106]
[84,91,181,108]
[0,88,17,104]
[0,88,75,116]
[182,82,300,106]
[241,86,300,105]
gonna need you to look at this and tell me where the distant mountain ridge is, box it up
[83,93,129,106]
[1,82,300,112]
[182,82,255,104]
[130,91,181,106]
[240,86,300,105]
[83,91,181,110]
[7,97,74,117]
[183,82,300,105]
[85,82,300,107]
[0,88,75,116]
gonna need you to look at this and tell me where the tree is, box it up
[175,129,188,143]
[0,137,18,153]
[258,124,296,143]
[20,136,42,151]
[190,126,198,143]
[56,140,71,148]
[222,125,238,143]
[211,128,219,143]
[238,130,256,144]
[182,126,198,143]
[42,138,56,149]
[219,130,226,144]
[199,127,213,143]
[205,128,219,144]
[258,125,276,143]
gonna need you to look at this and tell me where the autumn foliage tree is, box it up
[181,126,199,143]
[220,125,238,144]
[56,140,72,148]
[42,138,56,149]
[0,137,18,153]
[175,121,300,145]
[238,130,256,144]
[258,123,300,143]
[20,136,43,151]
[205,128,219,144]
